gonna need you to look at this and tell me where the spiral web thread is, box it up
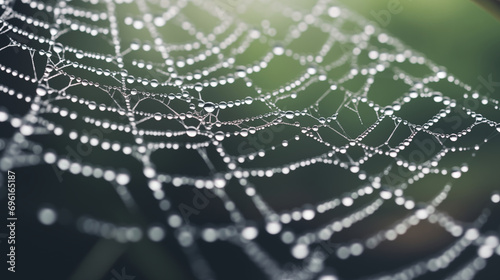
[0,0,500,279]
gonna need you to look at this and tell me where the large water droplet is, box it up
[236,67,247,78]
[214,131,225,141]
[292,244,309,259]
[328,7,341,18]
[195,83,203,91]
[384,106,394,116]
[154,112,162,121]
[266,222,282,234]
[75,50,84,59]
[186,126,197,137]
[150,79,159,88]
[53,43,64,54]
[242,227,258,240]
[273,45,285,56]
[88,101,97,110]
[204,102,216,113]
[38,208,57,225]
[451,167,461,179]
[36,87,47,96]
[0,107,8,122]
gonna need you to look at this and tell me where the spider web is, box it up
[0,0,500,279]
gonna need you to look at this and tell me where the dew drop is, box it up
[38,208,57,225]
[194,83,203,91]
[350,165,360,173]
[130,39,141,50]
[36,87,47,96]
[150,79,159,88]
[214,177,226,188]
[88,101,97,110]
[236,67,247,78]
[53,43,64,54]
[384,106,394,116]
[214,131,225,141]
[342,196,354,207]
[242,227,258,240]
[307,66,317,75]
[491,192,500,203]
[328,7,341,18]
[75,50,84,59]
[148,226,165,242]
[319,275,338,280]
[451,167,462,179]
[186,126,197,137]
[266,222,282,234]
[204,102,216,113]
[154,112,162,121]
[273,45,285,56]
[292,244,309,259]
[0,107,9,122]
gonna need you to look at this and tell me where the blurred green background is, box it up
[338,0,500,82]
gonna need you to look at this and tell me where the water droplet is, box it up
[150,79,159,87]
[154,112,162,121]
[249,29,261,39]
[350,165,360,173]
[266,222,282,234]
[186,126,197,137]
[342,196,354,207]
[242,227,258,240]
[292,244,309,259]
[75,50,84,59]
[214,131,225,141]
[195,83,203,91]
[491,192,500,203]
[380,188,392,200]
[236,67,247,78]
[307,66,317,75]
[273,45,285,56]
[449,134,458,142]
[116,173,130,185]
[328,7,341,18]
[88,101,97,110]
[0,107,9,122]
[38,208,57,225]
[130,39,141,50]
[53,43,64,54]
[36,87,47,96]
[433,92,443,103]
[384,106,394,116]
[389,149,398,158]
[415,207,429,220]
[451,167,461,179]
[319,275,338,280]
[204,102,216,113]
[214,177,226,188]
[148,226,165,242]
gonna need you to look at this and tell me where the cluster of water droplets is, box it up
[0,0,500,279]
